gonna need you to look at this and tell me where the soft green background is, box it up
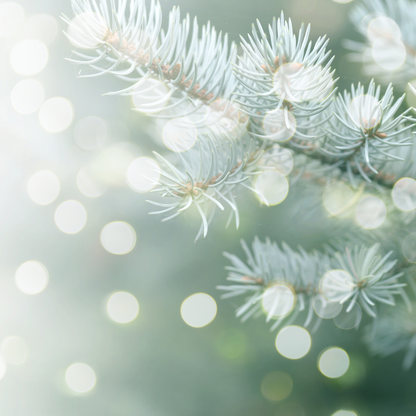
[0,0,415,415]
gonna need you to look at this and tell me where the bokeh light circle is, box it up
[0,2,25,38]
[1,336,28,365]
[255,170,289,206]
[313,294,342,319]
[263,109,296,142]
[262,284,295,318]
[100,221,136,255]
[11,80,45,114]
[127,157,160,192]
[261,371,293,402]
[355,195,386,229]
[24,14,58,45]
[392,177,416,211]
[323,182,355,216]
[65,363,96,393]
[275,325,311,359]
[320,270,354,302]
[163,118,197,152]
[10,39,48,75]
[402,233,416,263]
[132,79,170,113]
[331,411,357,416]
[318,347,350,378]
[77,167,106,198]
[372,38,406,71]
[28,171,60,205]
[180,293,217,328]
[75,116,107,150]
[107,292,139,323]
[15,261,49,295]
[333,302,363,330]
[260,145,294,176]
[55,201,87,234]
[39,97,73,133]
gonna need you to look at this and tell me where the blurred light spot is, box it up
[216,329,247,360]
[260,145,294,176]
[392,177,416,211]
[180,293,217,328]
[11,79,44,114]
[0,2,24,38]
[28,171,60,205]
[335,355,366,389]
[55,201,87,234]
[333,302,362,330]
[355,195,386,229]
[65,363,96,393]
[320,270,354,302]
[261,371,293,402]
[0,358,6,381]
[402,233,416,263]
[77,167,106,197]
[255,170,289,206]
[10,39,48,75]
[323,182,355,216]
[406,81,416,108]
[39,97,73,133]
[372,38,406,71]
[367,16,401,43]
[349,95,382,130]
[275,325,311,359]
[262,284,295,318]
[15,261,48,295]
[100,221,136,255]
[332,0,353,2]
[313,294,342,319]
[1,336,28,365]
[332,411,357,416]
[263,109,296,142]
[318,347,350,378]
[74,116,107,150]
[205,99,240,134]
[163,117,197,152]
[68,12,107,49]
[24,14,58,45]
[107,292,139,323]
[132,79,170,113]
[127,157,160,192]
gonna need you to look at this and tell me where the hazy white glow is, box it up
[28,171,60,205]
[349,94,382,130]
[263,109,296,142]
[355,195,386,229]
[255,170,289,206]
[74,116,107,150]
[392,178,416,211]
[275,326,311,359]
[68,12,107,49]
[24,14,58,45]
[11,79,44,114]
[402,233,416,263]
[332,411,357,416]
[180,293,217,328]
[367,16,401,43]
[55,201,87,234]
[107,292,139,323]
[372,38,406,71]
[65,363,96,393]
[39,97,73,133]
[323,182,355,216]
[313,294,342,319]
[15,261,49,295]
[332,0,353,3]
[127,157,160,192]
[0,2,25,38]
[261,371,293,402]
[318,347,350,378]
[0,358,6,381]
[1,336,28,365]
[163,118,197,152]
[100,222,136,255]
[77,167,106,197]
[262,284,295,318]
[10,40,48,75]
[334,302,362,330]
[132,79,169,113]
[260,145,294,176]
[320,270,354,302]
[205,99,240,134]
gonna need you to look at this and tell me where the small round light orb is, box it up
[77,167,106,198]
[132,79,169,113]
[313,294,342,319]
[372,38,406,71]
[68,12,107,49]
[180,293,217,328]
[261,371,293,402]
[323,182,355,216]
[392,177,416,211]
[355,195,386,229]
[15,261,48,295]
[0,2,25,38]
[127,157,160,192]
[255,170,289,206]
[331,411,358,416]
[11,80,44,114]
[74,116,107,150]
[275,326,311,360]
[10,39,48,75]
[318,347,350,378]
[205,99,240,134]
[163,117,197,153]
[0,358,7,381]
[1,336,28,365]
[100,221,136,255]
[24,14,58,45]
[39,97,73,133]
[262,284,295,318]
[263,109,296,142]
[65,363,96,393]
[402,233,416,263]
[260,145,294,176]
[320,270,354,303]
[334,302,362,330]
[332,0,353,3]
[55,201,87,234]
[367,16,401,43]
[27,171,60,205]
[107,292,139,323]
